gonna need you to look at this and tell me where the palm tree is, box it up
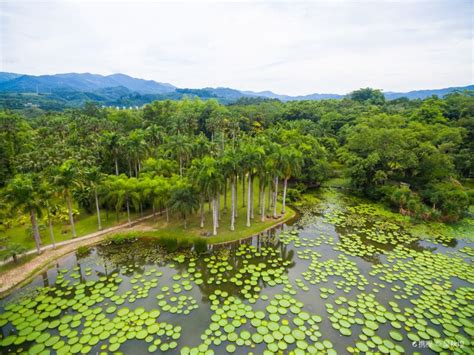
[101,131,122,175]
[54,160,82,238]
[280,146,303,214]
[200,157,224,235]
[221,148,241,231]
[169,183,199,229]
[103,174,141,224]
[166,135,193,176]
[40,179,58,248]
[84,167,104,230]
[241,142,264,227]
[3,174,44,254]
[270,145,284,218]
[125,129,148,177]
[145,124,165,154]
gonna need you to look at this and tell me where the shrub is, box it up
[193,238,208,254]
[76,246,91,258]
[105,232,138,245]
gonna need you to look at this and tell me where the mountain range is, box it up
[0,72,472,110]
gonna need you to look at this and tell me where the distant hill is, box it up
[0,71,472,110]
[384,85,474,100]
[242,90,343,101]
[0,72,176,95]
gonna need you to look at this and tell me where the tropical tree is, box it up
[194,157,224,235]
[103,174,141,223]
[53,160,82,238]
[241,142,264,227]
[84,167,104,230]
[221,148,242,230]
[101,131,122,175]
[169,183,199,229]
[3,173,44,253]
[280,146,303,214]
[166,135,193,176]
[40,179,58,248]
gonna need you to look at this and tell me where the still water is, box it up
[1,190,473,354]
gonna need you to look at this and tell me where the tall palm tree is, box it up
[270,145,284,218]
[166,135,193,176]
[241,142,264,227]
[169,183,199,229]
[3,174,44,254]
[103,174,141,224]
[40,179,58,248]
[85,167,104,230]
[221,148,241,231]
[101,131,122,175]
[280,146,303,214]
[54,159,82,238]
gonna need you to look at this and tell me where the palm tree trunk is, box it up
[200,198,204,228]
[261,183,266,222]
[282,177,288,214]
[242,173,245,207]
[48,214,56,248]
[212,197,218,235]
[95,188,102,230]
[267,183,272,212]
[235,174,238,218]
[230,177,235,231]
[114,157,119,175]
[30,210,42,254]
[258,177,262,210]
[66,193,77,238]
[223,179,227,213]
[250,177,254,219]
[126,198,131,223]
[273,176,279,218]
[179,155,183,176]
[246,173,252,227]
[216,192,220,227]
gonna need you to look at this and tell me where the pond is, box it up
[1,190,473,354]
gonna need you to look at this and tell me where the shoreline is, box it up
[0,207,297,298]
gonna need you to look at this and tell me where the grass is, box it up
[0,254,36,274]
[3,206,142,251]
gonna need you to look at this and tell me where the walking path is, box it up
[0,214,154,297]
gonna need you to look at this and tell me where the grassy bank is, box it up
[2,177,296,254]
[3,207,142,251]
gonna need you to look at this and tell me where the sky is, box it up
[0,0,472,95]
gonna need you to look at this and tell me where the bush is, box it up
[157,235,178,251]
[76,246,91,258]
[193,238,208,254]
[105,232,138,245]
[422,180,470,221]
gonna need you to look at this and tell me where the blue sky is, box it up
[1,0,472,95]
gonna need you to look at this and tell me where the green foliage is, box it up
[0,90,472,246]
[422,180,470,222]
[349,88,385,105]
[76,245,91,258]
[105,233,138,245]
[0,237,28,263]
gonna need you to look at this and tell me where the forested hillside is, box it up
[0,88,472,255]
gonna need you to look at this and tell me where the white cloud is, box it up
[1,0,472,95]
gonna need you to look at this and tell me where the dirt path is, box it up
[0,214,154,297]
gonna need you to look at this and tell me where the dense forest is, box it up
[0,88,473,256]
